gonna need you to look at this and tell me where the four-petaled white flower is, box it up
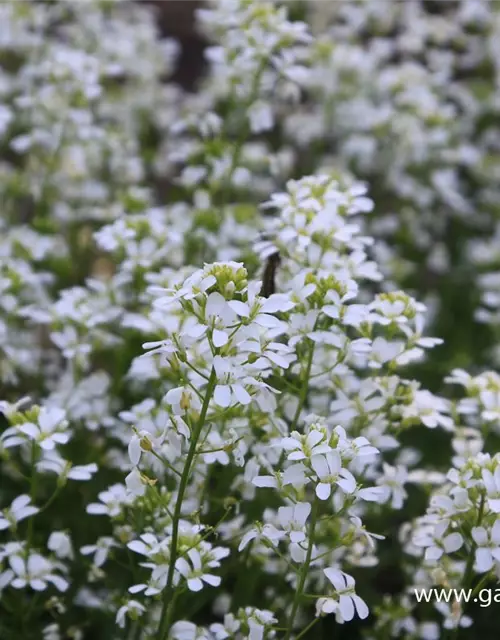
[277,502,311,543]
[81,536,117,568]
[281,429,331,461]
[413,521,463,562]
[115,600,146,629]
[311,451,356,500]
[471,521,500,572]
[212,356,253,407]
[322,568,369,622]
[2,407,70,450]
[176,548,221,592]
[9,554,68,592]
[482,468,500,512]
[0,495,39,531]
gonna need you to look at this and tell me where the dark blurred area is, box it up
[146,0,206,90]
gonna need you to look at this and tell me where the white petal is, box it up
[323,568,345,590]
[353,595,369,619]
[86,504,107,515]
[213,329,229,348]
[18,423,39,439]
[488,498,500,513]
[15,506,38,522]
[228,300,250,317]
[425,546,443,562]
[187,577,204,592]
[206,292,226,317]
[239,530,258,551]
[289,531,306,544]
[46,575,69,592]
[9,555,25,575]
[214,385,232,407]
[129,584,146,594]
[202,573,221,587]
[252,475,277,488]
[294,502,311,525]
[472,527,488,546]
[128,438,142,466]
[492,520,500,544]
[338,595,355,621]
[475,548,493,573]
[310,455,329,479]
[30,579,47,591]
[443,533,463,553]
[261,295,294,313]
[337,475,356,494]
[232,384,251,405]
[11,495,31,511]
[316,482,331,501]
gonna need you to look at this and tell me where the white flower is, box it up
[227,282,293,330]
[334,426,379,462]
[202,432,230,466]
[349,516,385,549]
[47,532,73,560]
[142,338,177,360]
[482,467,500,512]
[171,620,212,640]
[2,407,70,450]
[368,338,404,368]
[238,523,284,551]
[0,495,39,531]
[280,428,331,461]
[35,450,97,482]
[115,600,146,629]
[128,427,164,467]
[212,356,253,407]
[277,502,311,543]
[188,291,239,347]
[288,310,319,347]
[434,602,473,630]
[429,487,471,518]
[42,623,61,640]
[87,484,134,517]
[413,521,463,562]
[165,387,201,416]
[9,554,68,592]
[376,464,408,510]
[315,596,339,617]
[472,520,500,572]
[248,100,274,133]
[80,537,117,568]
[402,391,453,431]
[322,279,358,320]
[323,568,369,622]
[310,451,356,500]
[242,608,277,640]
[210,613,241,639]
[175,548,222,592]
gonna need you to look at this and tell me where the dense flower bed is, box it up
[2,1,500,639]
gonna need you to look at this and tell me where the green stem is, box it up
[151,450,182,478]
[290,338,316,432]
[463,494,485,589]
[294,616,320,640]
[26,441,38,550]
[128,621,142,640]
[157,368,217,639]
[285,497,320,640]
[471,570,493,598]
[451,493,485,640]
